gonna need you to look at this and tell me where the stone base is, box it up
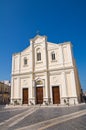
[29,98,36,105]
[29,97,51,105]
[43,98,51,105]
[61,97,78,105]
[11,97,79,106]
[10,98,22,105]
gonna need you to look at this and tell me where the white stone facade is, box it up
[11,35,81,105]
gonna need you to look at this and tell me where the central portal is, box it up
[36,87,43,104]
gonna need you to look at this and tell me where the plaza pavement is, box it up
[0,103,86,130]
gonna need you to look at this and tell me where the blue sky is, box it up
[0,0,86,90]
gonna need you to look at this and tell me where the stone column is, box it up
[43,37,50,104]
[71,70,77,96]
[61,72,68,104]
[10,77,14,104]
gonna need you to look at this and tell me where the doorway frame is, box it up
[22,88,28,104]
[50,85,61,104]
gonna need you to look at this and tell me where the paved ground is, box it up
[0,104,86,130]
[45,115,86,130]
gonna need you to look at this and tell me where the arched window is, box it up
[24,57,27,65]
[36,48,41,61]
[51,52,55,60]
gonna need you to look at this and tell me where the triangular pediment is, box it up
[30,35,47,44]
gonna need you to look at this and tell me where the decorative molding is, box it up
[12,66,74,77]
[36,61,43,64]
[53,76,58,83]
[51,60,57,63]
[23,80,28,86]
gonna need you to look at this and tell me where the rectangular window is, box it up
[24,58,27,65]
[37,53,41,61]
[52,53,55,60]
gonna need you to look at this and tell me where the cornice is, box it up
[12,71,32,76]
[12,66,74,77]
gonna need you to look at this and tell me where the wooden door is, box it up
[52,86,60,104]
[23,88,28,104]
[36,87,43,104]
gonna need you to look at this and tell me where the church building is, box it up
[11,35,81,105]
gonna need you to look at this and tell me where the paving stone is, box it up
[45,115,86,130]
[0,104,86,130]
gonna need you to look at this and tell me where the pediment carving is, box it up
[35,37,45,43]
[30,35,47,44]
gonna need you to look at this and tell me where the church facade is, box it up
[11,35,81,105]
